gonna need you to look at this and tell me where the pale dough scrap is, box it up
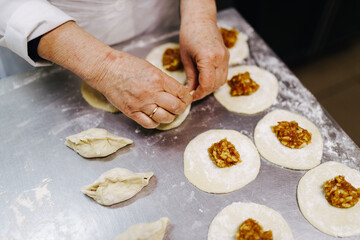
[254,109,323,170]
[214,65,278,114]
[65,128,133,158]
[297,161,360,237]
[184,129,260,193]
[113,217,170,240]
[81,168,153,206]
[81,81,119,113]
[208,202,294,240]
[145,42,186,85]
[156,104,191,131]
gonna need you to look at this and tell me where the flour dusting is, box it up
[10,178,52,227]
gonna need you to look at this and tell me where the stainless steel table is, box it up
[1,8,359,240]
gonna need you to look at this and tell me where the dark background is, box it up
[217,0,360,67]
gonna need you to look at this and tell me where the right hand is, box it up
[88,50,192,128]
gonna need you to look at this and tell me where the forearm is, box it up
[180,0,217,24]
[38,21,113,86]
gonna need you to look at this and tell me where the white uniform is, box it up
[0,0,180,67]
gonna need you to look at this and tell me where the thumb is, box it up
[181,52,198,91]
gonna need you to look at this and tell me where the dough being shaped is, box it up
[214,65,278,114]
[208,202,294,240]
[81,81,119,113]
[81,168,153,206]
[297,161,360,237]
[145,42,186,85]
[184,129,260,193]
[146,43,192,130]
[254,109,323,170]
[114,217,170,240]
[65,128,133,158]
[156,104,191,131]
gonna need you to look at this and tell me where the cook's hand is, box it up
[91,51,192,128]
[180,0,229,101]
[38,21,191,129]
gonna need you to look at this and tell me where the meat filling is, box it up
[324,175,360,208]
[220,27,238,48]
[235,218,273,240]
[208,138,241,168]
[228,72,259,96]
[271,121,312,149]
[162,48,183,71]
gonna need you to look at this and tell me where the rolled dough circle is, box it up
[145,42,186,85]
[297,161,360,237]
[81,81,119,113]
[214,65,278,114]
[254,109,323,170]
[156,104,191,131]
[184,129,260,193]
[208,202,294,240]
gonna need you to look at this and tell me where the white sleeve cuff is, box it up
[1,0,74,66]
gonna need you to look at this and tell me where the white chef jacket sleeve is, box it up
[0,0,75,66]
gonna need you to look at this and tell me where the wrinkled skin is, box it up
[93,51,192,128]
[38,0,228,128]
[180,17,229,101]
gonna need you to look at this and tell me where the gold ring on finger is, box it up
[149,106,159,118]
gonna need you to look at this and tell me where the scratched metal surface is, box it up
[0,8,359,240]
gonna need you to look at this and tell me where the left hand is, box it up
[179,5,229,101]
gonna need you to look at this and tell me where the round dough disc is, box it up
[254,109,323,170]
[184,129,260,193]
[297,161,360,237]
[156,104,191,131]
[228,31,249,65]
[81,81,119,113]
[145,42,186,85]
[208,202,294,240]
[214,65,278,114]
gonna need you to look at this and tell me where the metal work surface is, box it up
[0,8,359,240]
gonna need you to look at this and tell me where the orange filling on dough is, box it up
[228,72,259,96]
[220,27,238,48]
[271,121,311,149]
[162,48,183,71]
[324,175,360,208]
[208,138,241,168]
[235,218,273,240]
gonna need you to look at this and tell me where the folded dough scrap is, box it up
[113,217,170,240]
[81,168,154,206]
[65,128,133,158]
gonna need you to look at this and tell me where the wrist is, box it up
[180,0,217,25]
[38,21,112,85]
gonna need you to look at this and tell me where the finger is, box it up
[218,51,230,87]
[130,112,159,129]
[161,76,192,105]
[150,107,176,124]
[181,52,198,91]
[192,64,216,101]
[214,64,228,90]
[155,91,188,115]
